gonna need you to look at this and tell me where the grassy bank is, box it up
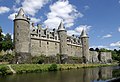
[0,63,118,75]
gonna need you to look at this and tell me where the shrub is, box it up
[1,53,14,62]
[31,55,46,64]
[48,64,57,71]
[0,66,7,75]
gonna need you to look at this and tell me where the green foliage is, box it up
[31,55,46,64]
[0,27,3,51]
[0,53,14,62]
[2,33,13,51]
[0,28,13,51]
[89,48,94,51]
[0,66,8,75]
[99,48,111,52]
[111,49,120,62]
[2,53,14,62]
[48,64,57,71]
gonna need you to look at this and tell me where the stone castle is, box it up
[13,8,112,64]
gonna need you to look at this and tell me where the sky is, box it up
[0,0,120,50]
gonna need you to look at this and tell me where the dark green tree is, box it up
[2,33,13,51]
[89,48,94,51]
[95,48,99,52]
[0,27,3,51]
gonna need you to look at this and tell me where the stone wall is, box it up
[89,51,112,63]
[31,38,60,56]
[31,38,83,57]
[89,51,99,63]
[67,43,82,57]
[99,52,112,63]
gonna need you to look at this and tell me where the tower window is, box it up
[17,26,19,28]
[55,36,57,40]
[39,40,41,47]
[55,43,57,45]
[47,34,49,38]
[47,42,49,45]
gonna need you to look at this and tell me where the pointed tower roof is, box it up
[15,8,27,20]
[81,28,88,38]
[58,21,66,31]
[18,8,25,16]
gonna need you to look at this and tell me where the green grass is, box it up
[0,64,12,75]
[0,63,118,75]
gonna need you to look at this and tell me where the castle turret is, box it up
[14,8,31,63]
[81,29,90,63]
[57,21,67,63]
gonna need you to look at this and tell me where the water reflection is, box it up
[0,66,120,82]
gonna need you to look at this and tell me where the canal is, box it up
[0,66,120,82]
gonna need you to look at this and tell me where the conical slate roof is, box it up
[15,8,27,19]
[17,8,25,17]
[58,21,66,31]
[81,28,88,37]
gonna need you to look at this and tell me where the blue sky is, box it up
[0,0,120,49]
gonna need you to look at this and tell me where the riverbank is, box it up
[0,63,118,75]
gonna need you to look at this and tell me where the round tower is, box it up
[81,29,90,63]
[57,21,67,63]
[14,8,31,63]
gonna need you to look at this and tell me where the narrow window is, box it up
[55,36,57,40]
[47,42,49,45]
[55,43,57,45]
[39,40,41,47]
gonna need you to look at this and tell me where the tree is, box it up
[0,27,3,51]
[2,33,13,51]
[89,48,94,51]
[95,48,99,52]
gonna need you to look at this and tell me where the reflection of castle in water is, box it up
[0,66,116,82]
[82,67,113,82]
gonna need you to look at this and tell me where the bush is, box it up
[31,55,46,64]
[48,64,57,71]
[0,66,7,75]
[1,53,14,62]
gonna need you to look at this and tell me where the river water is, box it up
[0,66,120,82]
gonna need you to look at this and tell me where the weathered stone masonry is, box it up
[13,8,112,64]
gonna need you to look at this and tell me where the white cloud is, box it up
[102,34,112,39]
[21,0,49,16]
[75,25,91,33]
[118,27,120,32]
[8,13,17,20]
[84,5,89,10]
[67,30,79,36]
[30,17,40,23]
[44,0,83,29]
[8,13,40,23]
[67,25,91,36]
[90,45,109,49]
[119,0,120,4]
[16,0,21,4]
[110,41,120,47]
[0,6,10,14]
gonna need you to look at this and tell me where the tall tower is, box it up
[81,29,90,63]
[14,8,31,63]
[57,21,67,63]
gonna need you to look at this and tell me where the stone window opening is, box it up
[39,40,41,47]
[47,42,49,45]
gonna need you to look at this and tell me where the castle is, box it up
[13,8,112,64]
